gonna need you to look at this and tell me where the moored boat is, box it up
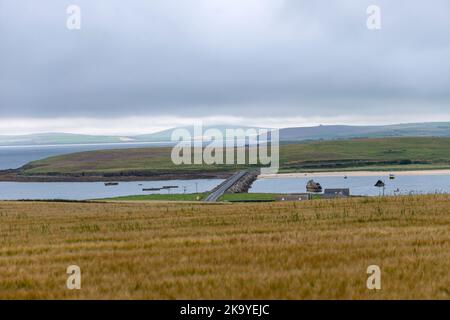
[142,188,161,192]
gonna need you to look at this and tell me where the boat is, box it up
[306,180,322,193]
[143,188,161,192]
[162,186,179,189]
[104,182,119,186]
[389,174,396,180]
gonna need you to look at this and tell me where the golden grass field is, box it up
[0,195,449,299]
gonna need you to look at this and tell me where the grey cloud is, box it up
[0,0,449,119]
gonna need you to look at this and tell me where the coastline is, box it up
[259,169,450,179]
[2,168,450,182]
[0,170,233,182]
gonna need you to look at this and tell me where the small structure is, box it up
[276,194,311,202]
[374,180,385,188]
[306,180,322,193]
[142,188,161,192]
[323,188,350,198]
[375,180,386,196]
[105,182,119,186]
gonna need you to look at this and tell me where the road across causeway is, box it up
[204,170,249,202]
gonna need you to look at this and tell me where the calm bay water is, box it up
[250,174,450,196]
[1,143,450,200]
[0,179,224,201]
[1,174,448,200]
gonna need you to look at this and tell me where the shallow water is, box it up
[0,179,223,201]
[250,174,450,196]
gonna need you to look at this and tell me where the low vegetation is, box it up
[0,195,449,299]
[102,193,278,202]
[220,193,277,202]
[100,193,206,201]
[12,138,450,179]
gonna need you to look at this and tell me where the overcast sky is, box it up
[1,0,449,135]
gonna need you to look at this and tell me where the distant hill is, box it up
[132,125,265,142]
[279,122,450,141]
[0,133,127,146]
[0,125,266,146]
[1,122,449,146]
[4,137,450,182]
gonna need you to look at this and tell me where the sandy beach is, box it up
[259,169,450,179]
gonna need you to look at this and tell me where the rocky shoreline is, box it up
[0,169,233,182]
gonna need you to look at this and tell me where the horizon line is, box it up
[0,120,449,137]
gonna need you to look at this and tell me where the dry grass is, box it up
[0,195,449,300]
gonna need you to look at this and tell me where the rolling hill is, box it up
[0,133,127,146]
[279,122,450,141]
[2,137,450,181]
[1,122,449,146]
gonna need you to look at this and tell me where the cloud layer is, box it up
[0,0,449,131]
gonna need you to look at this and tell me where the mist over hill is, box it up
[1,122,449,146]
[279,122,450,141]
[0,133,126,146]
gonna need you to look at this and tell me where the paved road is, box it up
[204,170,248,202]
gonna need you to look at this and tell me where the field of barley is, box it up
[0,195,449,299]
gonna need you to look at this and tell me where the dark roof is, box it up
[324,188,350,196]
[374,180,385,187]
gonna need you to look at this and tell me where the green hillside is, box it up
[1,122,449,146]
[15,137,450,178]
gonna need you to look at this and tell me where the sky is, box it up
[0,0,449,135]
